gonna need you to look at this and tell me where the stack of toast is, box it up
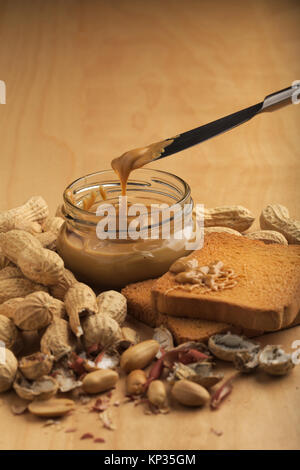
[122,233,300,344]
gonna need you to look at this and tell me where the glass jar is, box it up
[57,169,195,288]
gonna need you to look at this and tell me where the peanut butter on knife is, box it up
[111,138,174,195]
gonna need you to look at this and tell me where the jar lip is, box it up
[63,168,191,215]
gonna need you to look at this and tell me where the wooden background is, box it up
[0,0,299,450]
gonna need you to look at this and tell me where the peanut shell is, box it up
[97,290,127,325]
[81,313,122,349]
[204,226,242,236]
[0,249,11,269]
[49,268,77,301]
[0,297,24,320]
[13,292,61,331]
[40,318,77,361]
[19,352,53,380]
[260,204,300,244]
[194,205,254,232]
[35,231,57,250]
[14,219,42,234]
[13,373,58,400]
[244,230,288,245]
[65,283,98,337]
[0,278,48,304]
[17,246,64,286]
[0,196,49,233]
[0,347,18,392]
[41,216,64,236]
[0,314,23,354]
[0,229,42,264]
[0,266,24,281]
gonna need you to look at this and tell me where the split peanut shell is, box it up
[13,373,58,400]
[49,268,77,301]
[0,314,23,354]
[259,345,295,376]
[40,318,77,361]
[65,283,98,337]
[208,332,260,362]
[19,352,54,380]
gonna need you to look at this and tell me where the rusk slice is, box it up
[151,233,300,332]
[121,279,263,344]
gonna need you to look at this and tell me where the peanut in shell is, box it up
[17,246,64,286]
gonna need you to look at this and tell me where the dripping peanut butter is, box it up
[111,138,174,195]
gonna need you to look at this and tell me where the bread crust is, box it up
[151,233,300,332]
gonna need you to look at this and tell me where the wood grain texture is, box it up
[0,0,299,450]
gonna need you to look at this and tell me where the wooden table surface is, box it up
[0,0,299,450]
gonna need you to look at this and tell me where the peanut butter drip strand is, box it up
[111,138,174,196]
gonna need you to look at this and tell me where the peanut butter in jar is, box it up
[57,169,195,288]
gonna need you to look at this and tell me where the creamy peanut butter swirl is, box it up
[168,258,238,293]
[111,138,174,195]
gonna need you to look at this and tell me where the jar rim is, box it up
[63,168,191,215]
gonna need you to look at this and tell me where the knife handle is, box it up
[261,83,300,111]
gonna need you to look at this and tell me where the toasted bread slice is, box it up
[152,233,300,331]
[121,279,263,344]
[122,279,161,328]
